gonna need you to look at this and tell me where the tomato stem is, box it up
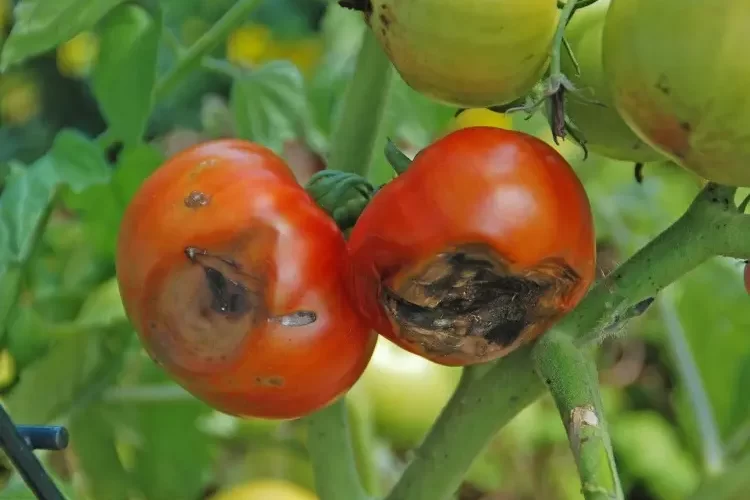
[154,0,264,100]
[304,20,395,500]
[533,331,624,500]
[384,182,750,500]
[326,30,394,177]
[95,0,264,153]
[305,400,370,500]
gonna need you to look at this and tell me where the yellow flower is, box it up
[226,24,272,67]
[57,31,100,79]
[0,75,41,126]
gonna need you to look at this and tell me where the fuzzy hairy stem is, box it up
[384,183,750,500]
[533,332,623,500]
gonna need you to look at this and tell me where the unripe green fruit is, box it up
[603,0,750,186]
[345,0,559,107]
[562,0,662,163]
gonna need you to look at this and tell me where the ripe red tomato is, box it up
[116,139,376,419]
[744,262,750,295]
[348,128,596,366]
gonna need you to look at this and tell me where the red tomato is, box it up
[744,262,750,295]
[348,128,596,366]
[116,139,376,419]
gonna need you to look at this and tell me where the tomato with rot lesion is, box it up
[116,139,376,419]
[348,127,596,366]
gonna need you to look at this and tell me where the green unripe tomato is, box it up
[348,0,559,107]
[561,0,662,163]
[354,338,461,449]
[603,0,750,186]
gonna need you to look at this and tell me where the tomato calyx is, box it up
[305,170,375,230]
[507,0,611,153]
[305,141,413,229]
[378,244,583,363]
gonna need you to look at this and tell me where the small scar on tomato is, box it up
[184,190,211,208]
[270,310,318,327]
[255,375,285,387]
[379,244,581,363]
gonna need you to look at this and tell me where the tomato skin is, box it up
[602,0,750,186]
[561,0,661,163]
[443,108,513,137]
[355,337,461,449]
[116,139,376,419]
[209,479,317,500]
[362,0,559,107]
[744,262,750,295]
[348,128,596,366]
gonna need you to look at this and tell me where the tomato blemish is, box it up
[380,244,581,362]
[255,376,285,387]
[270,311,317,327]
[184,190,211,208]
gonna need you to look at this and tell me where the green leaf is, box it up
[611,411,700,500]
[69,404,132,500]
[112,143,164,203]
[3,279,131,422]
[231,60,312,153]
[674,259,750,441]
[114,365,214,500]
[0,130,110,333]
[63,143,163,259]
[63,183,123,258]
[0,0,126,70]
[92,4,162,148]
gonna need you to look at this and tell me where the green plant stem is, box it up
[154,0,263,101]
[347,389,381,497]
[306,399,369,500]
[550,0,579,77]
[384,184,750,500]
[326,29,393,177]
[304,21,394,500]
[657,291,725,476]
[95,0,261,153]
[688,448,750,500]
[533,332,623,500]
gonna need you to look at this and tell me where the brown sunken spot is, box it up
[185,190,211,208]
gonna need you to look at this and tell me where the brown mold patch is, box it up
[380,244,581,363]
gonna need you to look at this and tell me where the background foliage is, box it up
[0,0,748,499]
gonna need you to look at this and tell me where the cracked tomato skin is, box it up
[348,127,596,366]
[116,139,376,419]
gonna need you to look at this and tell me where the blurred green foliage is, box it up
[0,1,747,499]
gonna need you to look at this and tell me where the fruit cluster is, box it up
[116,0,750,420]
